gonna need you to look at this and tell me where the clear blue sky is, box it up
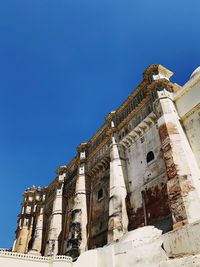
[0,0,200,248]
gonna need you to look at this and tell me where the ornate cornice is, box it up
[56,165,68,175]
[51,65,179,189]
[116,78,179,131]
[87,138,110,162]
[116,91,151,131]
[147,78,180,93]
[87,122,107,147]
[86,154,110,178]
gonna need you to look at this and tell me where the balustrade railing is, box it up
[0,250,72,262]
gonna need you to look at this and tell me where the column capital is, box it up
[77,142,88,153]
[56,165,68,175]
[106,111,118,138]
[106,110,116,123]
[77,142,88,163]
[143,64,173,81]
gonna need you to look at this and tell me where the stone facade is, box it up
[12,64,200,261]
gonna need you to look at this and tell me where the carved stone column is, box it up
[107,113,128,244]
[28,204,44,255]
[155,88,200,229]
[45,175,64,256]
[66,143,88,259]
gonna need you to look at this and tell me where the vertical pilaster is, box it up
[45,175,64,256]
[107,115,128,243]
[155,88,200,228]
[28,204,44,255]
[67,143,88,259]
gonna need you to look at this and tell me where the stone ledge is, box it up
[159,254,200,267]
[162,220,200,258]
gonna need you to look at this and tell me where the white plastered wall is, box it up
[175,73,200,170]
[125,124,167,212]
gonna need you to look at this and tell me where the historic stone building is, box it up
[12,64,200,264]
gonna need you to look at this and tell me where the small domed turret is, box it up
[190,66,200,79]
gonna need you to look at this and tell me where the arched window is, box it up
[146,151,155,163]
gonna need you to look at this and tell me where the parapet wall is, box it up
[3,221,200,267]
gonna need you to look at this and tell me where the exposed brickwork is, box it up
[144,184,172,231]
[159,122,188,226]
[128,206,145,231]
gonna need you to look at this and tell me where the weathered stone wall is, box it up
[61,171,76,256]
[42,187,55,256]
[60,196,74,255]
[88,168,110,249]
[125,123,171,232]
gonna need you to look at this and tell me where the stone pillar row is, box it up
[27,125,129,256]
[14,82,200,256]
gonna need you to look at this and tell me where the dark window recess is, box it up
[97,189,104,200]
[146,151,155,163]
[99,222,103,230]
